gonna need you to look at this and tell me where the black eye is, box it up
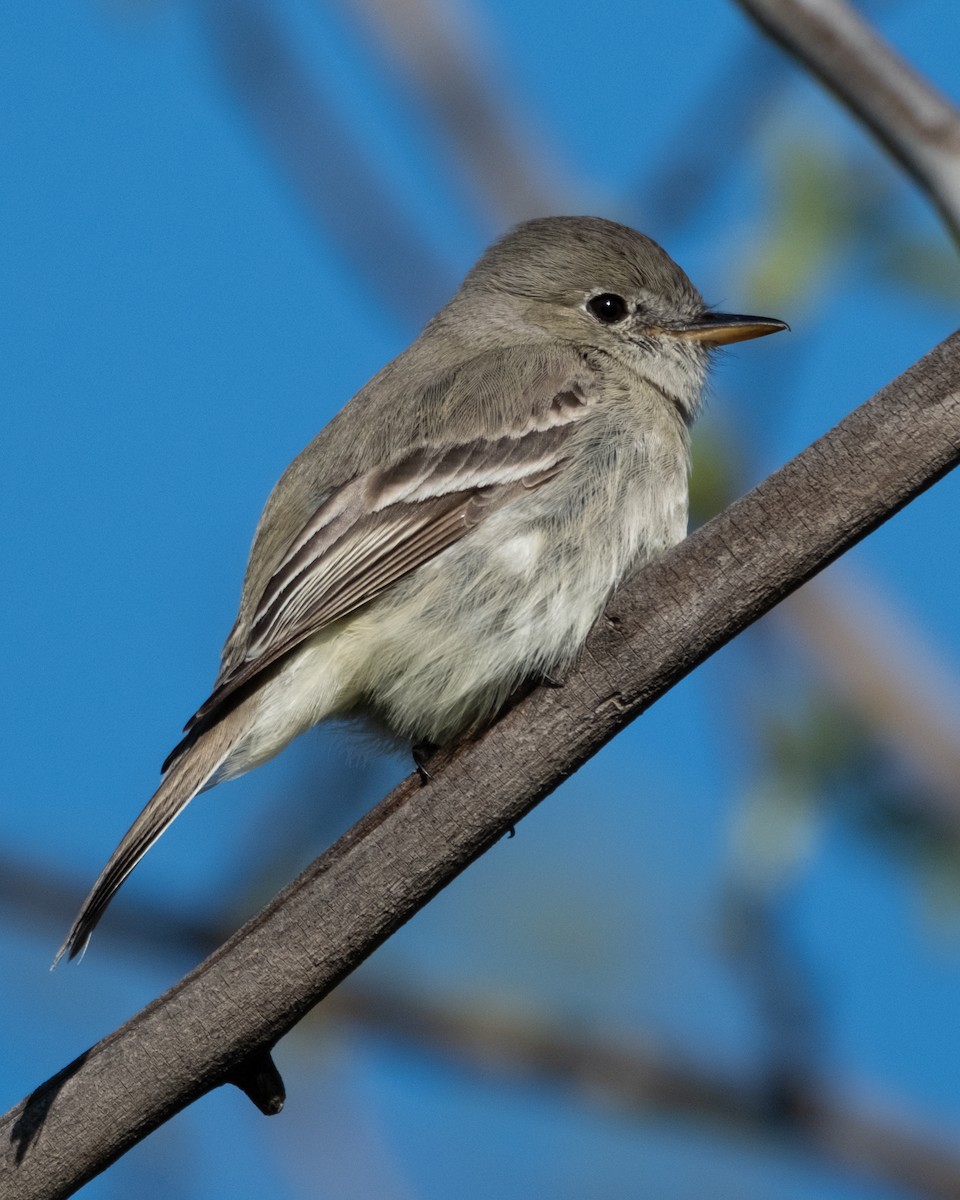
[586,293,629,324]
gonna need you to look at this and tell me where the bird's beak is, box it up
[668,312,789,346]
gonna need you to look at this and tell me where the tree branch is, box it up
[6,856,960,1200]
[2,330,959,1198]
[733,0,960,246]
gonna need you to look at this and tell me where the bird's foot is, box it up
[412,740,439,784]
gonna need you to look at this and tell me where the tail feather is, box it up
[54,725,238,966]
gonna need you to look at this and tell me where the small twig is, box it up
[225,1047,285,1116]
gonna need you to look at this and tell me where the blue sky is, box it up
[3,2,960,1197]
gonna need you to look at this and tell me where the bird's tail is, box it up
[54,718,241,966]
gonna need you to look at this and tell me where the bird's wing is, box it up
[168,382,595,761]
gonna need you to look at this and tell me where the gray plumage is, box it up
[57,216,785,963]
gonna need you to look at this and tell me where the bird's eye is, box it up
[586,293,629,324]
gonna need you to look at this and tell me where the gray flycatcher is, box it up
[58,216,786,962]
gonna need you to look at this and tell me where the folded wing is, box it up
[166,381,595,767]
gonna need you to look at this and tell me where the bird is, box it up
[57,216,786,962]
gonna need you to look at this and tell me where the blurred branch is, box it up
[2,332,960,1197]
[782,577,960,831]
[323,984,960,1200]
[5,855,960,1199]
[202,0,456,322]
[721,878,823,1089]
[634,36,785,232]
[339,0,577,223]
[734,0,960,247]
